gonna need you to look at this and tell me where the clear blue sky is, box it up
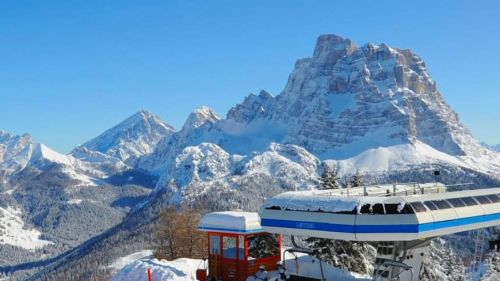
[1,0,499,153]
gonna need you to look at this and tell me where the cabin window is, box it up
[410,202,428,213]
[223,236,237,259]
[372,204,385,214]
[360,204,371,214]
[384,204,400,214]
[360,204,384,214]
[474,196,492,204]
[423,201,439,211]
[248,233,280,259]
[210,235,220,255]
[384,204,414,214]
[448,198,466,208]
[486,194,500,203]
[238,235,245,260]
[400,204,414,214]
[462,197,479,206]
[430,200,452,209]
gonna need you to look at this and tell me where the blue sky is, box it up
[1,0,499,153]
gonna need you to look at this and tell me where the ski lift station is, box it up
[198,183,500,281]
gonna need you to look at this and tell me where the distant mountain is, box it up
[481,142,500,152]
[0,130,116,186]
[73,110,174,164]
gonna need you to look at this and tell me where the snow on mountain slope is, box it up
[0,206,52,250]
[0,131,36,178]
[152,142,321,206]
[140,34,492,181]
[137,34,499,203]
[75,110,174,164]
[334,141,477,175]
[481,142,500,152]
[138,107,224,175]
[0,130,123,187]
[222,34,485,159]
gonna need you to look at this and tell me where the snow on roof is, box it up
[198,211,263,234]
[261,183,446,213]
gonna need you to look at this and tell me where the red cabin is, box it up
[198,212,282,281]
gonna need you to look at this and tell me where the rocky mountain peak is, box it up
[226,35,483,158]
[76,110,174,163]
[226,90,275,123]
[312,34,357,67]
[182,106,220,131]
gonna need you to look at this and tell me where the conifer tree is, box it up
[351,170,362,187]
[319,165,340,189]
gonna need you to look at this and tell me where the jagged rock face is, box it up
[76,110,174,164]
[138,107,225,175]
[225,34,482,158]
[0,131,35,174]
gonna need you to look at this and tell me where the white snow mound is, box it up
[109,258,204,281]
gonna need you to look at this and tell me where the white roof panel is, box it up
[198,211,263,234]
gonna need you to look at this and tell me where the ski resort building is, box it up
[259,183,500,281]
[198,212,282,281]
[195,183,500,281]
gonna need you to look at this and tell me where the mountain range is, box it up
[0,34,499,280]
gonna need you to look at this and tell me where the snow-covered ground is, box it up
[107,250,154,273]
[108,249,370,281]
[109,257,205,281]
[0,206,52,250]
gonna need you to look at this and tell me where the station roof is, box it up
[198,211,263,234]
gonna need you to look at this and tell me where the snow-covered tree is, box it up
[319,165,339,189]
[305,238,376,275]
[351,170,362,187]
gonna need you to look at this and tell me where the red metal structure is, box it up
[198,212,282,281]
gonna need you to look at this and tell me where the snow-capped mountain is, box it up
[136,34,500,206]
[73,110,174,164]
[0,130,102,186]
[223,34,484,159]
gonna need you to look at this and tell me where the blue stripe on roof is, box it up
[260,212,500,234]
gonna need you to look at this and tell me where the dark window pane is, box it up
[384,204,400,214]
[372,204,385,214]
[486,195,500,203]
[474,196,492,204]
[410,202,428,213]
[462,197,479,206]
[424,201,439,211]
[448,198,466,208]
[360,204,371,214]
[430,200,452,209]
[400,204,415,214]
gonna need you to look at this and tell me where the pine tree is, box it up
[319,165,340,190]
[351,170,362,187]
